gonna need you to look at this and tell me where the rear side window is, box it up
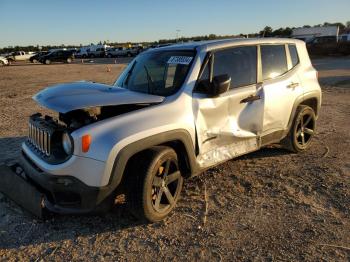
[288,44,299,68]
[213,46,257,88]
[261,45,288,80]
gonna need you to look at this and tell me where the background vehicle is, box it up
[0,56,9,66]
[0,39,321,223]
[75,47,90,58]
[88,44,109,58]
[38,50,75,65]
[307,36,338,46]
[6,51,35,62]
[106,47,140,57]
[29,51,48,63]
[339,34,350,42]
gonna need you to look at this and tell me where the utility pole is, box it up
[176,29,181,42]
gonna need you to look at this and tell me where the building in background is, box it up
[292,26,339,43]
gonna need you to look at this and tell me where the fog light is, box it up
[56,178,73,186]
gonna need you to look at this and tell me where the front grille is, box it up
[28,120,51,156]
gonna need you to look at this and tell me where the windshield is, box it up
[115,50,195,96]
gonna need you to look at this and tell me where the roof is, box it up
[149,38,304,53]
[292,26,339,37]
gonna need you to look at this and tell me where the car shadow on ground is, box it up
[0,136,290,249]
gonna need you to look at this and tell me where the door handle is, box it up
[240,95,261,103]
[287,82,299,88]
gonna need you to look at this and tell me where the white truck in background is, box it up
[6,51,35,62]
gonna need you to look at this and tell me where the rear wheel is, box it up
[45,59,51,65]
[281,105,316,152]
[66,57,72,63]
[126,146,183,222]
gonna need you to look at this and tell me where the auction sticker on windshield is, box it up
[167,56,193,65]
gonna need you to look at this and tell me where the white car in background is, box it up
[6,51,35,62]
[0,56,9,66]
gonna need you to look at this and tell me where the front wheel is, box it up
[45,59,51,65]
[126,146,183,222]
[281,105,316,152]
[66,57,72,63]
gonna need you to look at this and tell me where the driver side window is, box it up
[213,46,257,89]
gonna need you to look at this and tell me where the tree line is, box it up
[1,21,349,54]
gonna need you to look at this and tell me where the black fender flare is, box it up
[100,129,199,201]
[284,91,321,137]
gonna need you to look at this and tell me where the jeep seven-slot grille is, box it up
[28,121,51,156]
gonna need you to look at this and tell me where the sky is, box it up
[0,0,349,48]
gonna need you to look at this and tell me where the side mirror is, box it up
[211,74,231,97]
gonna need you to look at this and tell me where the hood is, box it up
[33,81,165,113]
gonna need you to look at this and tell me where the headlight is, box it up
[62,132,73,155]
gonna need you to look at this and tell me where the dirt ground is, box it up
[0,57,349,261]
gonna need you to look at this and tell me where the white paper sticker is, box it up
[167,56,193,65]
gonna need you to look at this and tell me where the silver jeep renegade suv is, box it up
[15,38,321,221]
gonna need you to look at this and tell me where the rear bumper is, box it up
[18,151,112,215]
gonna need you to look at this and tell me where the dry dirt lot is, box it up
[0,57,349,261]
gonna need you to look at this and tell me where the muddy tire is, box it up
[126,146,183,222]
[281,105,316,152]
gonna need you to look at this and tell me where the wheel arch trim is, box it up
[106,129,199,194]
[285,91,321,136]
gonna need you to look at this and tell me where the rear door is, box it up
[193,45,264,168]
[259,44,303,140]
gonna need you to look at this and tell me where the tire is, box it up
[126,146,183,222]
[281,105,316,152]
[45,59,51,65]
[66,58,72,63]
[32,59,38,63]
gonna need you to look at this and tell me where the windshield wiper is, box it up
[144,65,155,95]
[123,61,137,87]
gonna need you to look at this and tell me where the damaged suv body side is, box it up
[3,38,321,221]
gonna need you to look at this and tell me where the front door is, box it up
[193,45,264,168]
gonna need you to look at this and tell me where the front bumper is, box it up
[16,151,113,215]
